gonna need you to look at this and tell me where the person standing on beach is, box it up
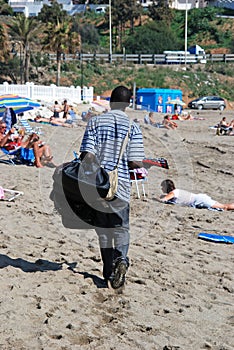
[62,100,69,120]
[79,85,145,289]
[52,101,61,118]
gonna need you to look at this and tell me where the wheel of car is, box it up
[198,105,203,110]
[219,105,225,111]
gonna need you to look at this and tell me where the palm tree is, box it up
[43,18,80,86]
[8,14,42,83]
[0,23,10,62]
[0,0,13,15]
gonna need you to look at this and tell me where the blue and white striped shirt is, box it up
[80,110,145,201]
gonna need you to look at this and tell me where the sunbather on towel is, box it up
[34,116,72,128]
[158,179,234,211]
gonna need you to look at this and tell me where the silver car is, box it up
[188,96,226,111]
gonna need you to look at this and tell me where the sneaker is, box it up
[110,258,128,289]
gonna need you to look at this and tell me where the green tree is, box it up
[105,0,142,51]
[187,8,217,36]
[72,20,99,51]
[43,18,80,86]
[37,1,68,24]
[8,14,42,83]
[0,23,10,62]
[124,21,181,54]
[0,0,13,15]
[148,0,174,24]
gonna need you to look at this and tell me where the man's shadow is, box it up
[0,254,63,272]
[78,271,108,289]
[0,254,108,288]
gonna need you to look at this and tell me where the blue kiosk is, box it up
[136,88,183,114]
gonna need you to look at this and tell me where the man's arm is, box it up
[128,160,143,169]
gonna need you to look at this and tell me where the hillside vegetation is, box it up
[0,4,234,106]
[48,60,234,107]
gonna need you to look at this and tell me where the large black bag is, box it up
[62,158,110,204]
[50,158,112,229]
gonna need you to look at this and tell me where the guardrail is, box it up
[48,53,234,64]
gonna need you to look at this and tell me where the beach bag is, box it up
[105,167,118,201]
[50,162,97,228]
[62,157,110,203]
[50,160,120,229]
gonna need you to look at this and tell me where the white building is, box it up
[7,0,234,17]
[8,0,78,17]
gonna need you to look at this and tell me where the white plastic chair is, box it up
[129,170,148,199]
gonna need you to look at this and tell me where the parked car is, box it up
[188,96,226,111]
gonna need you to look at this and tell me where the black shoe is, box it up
[110,258,128,289]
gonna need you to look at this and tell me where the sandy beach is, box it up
[0,107,233,350]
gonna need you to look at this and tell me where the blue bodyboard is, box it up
[198,232,234,244]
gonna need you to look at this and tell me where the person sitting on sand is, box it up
[148,112,158,126]
[216,117,233,135]
[22,133,54,168]
[144,112,162,127]
[159,179,234,211]
[163,115,178,129]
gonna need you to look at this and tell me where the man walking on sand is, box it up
[79,86,145,289]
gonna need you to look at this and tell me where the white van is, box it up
[163,45,206,64]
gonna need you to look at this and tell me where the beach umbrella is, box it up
[0,94,41,117]
[166,99,186,106]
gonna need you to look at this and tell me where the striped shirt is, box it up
[80,109,145,201]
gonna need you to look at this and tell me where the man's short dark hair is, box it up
[110,86,132,110]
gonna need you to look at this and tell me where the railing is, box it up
[50,52,234,65]
[0,82,94,103]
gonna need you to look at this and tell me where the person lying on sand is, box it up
[34,116,72,128]
[158,179,234,211]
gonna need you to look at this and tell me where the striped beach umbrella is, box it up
[0,94,41,117]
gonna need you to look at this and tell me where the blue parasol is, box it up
[0,94,41,117]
